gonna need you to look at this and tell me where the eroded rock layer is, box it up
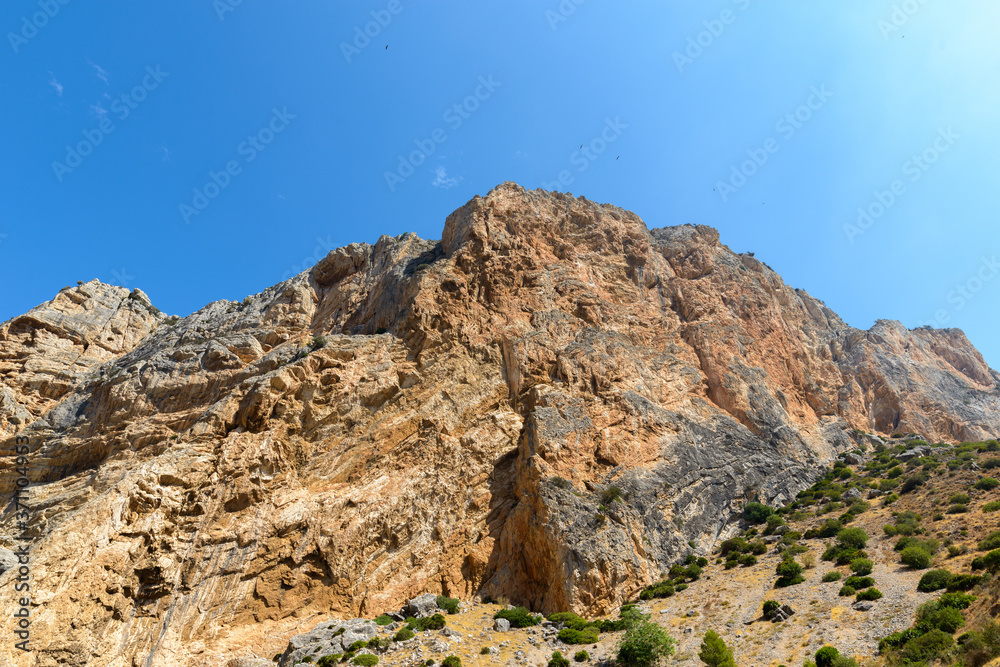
[1,183,997,666]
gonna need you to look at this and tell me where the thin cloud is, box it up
[90,103,108,120]
[160,147,171,161]
[88,60,109,85]
[431,165,460,189]
[48,73,64,97]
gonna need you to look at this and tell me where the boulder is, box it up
[899,445,932,461]
[0,548,18,576]
[769,604,795,622]
[407,593,440,617]
[278,619,377,667]
[495,618,511,632]
[852,601,874,612]
[843,488,864,501]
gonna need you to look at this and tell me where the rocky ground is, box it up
[227,440,1000,667]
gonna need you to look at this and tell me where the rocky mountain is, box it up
[1,182,997,666]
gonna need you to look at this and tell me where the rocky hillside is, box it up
[1,182,998,666]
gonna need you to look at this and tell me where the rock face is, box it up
[0,182,998,666]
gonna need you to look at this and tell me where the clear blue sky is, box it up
[2,1,998,368]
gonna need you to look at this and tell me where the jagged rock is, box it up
[843,488,864,501]
[900,445,933,461]
[407,593,440,617]
[852,601,874,612]
[0,548,17,575]
[842,452,865,465]
[769,605,795,622]
[1,183,999,666]
[278,619,376,667]
[495,618,511,633]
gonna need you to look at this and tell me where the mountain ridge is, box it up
[0,181,997,666]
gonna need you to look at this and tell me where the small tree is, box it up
[836,528,868,550]
[849,558,873,577]
[698,630,736,667]
[617,620,676,667]
[815,646,841,667]
[744,502,774,524]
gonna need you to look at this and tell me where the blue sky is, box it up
[2,1,999,368]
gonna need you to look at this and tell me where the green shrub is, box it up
[884,493,899,504]
[844,576,874,590]
[978,531,1000,551]
[948,504,969,514]
[639,581,674,600]
[349,641,369,651]
[698,630,735,667]
[917,569,953,592]
[814,646,841,667]
[849,558,873,577]
[775,558,804,587]
[883,524,898,537]
[901,473,930,493]
[548,652,570,667]
[739,554,757,567]
[394,628,414,642]
[899,629,954,663]
[374,614,393,626]
[441,657,461,667]
[436,596,460,615]
[600,486,625,505]
[950,493,971,504]
[352,655,378,667]
[837,528,869,550]
[938,592,977,610]
[922,604,965,633]
[558,628,600,644]
[574,651,589,663]
[480,647,491,655]
[494,607,541,628]
[408,614,446,631]
[982,457,1000,469]
[970,549,1000,573]
[983,501,1000,513]
[946,574,983,592]
[719,538,748,556]
[744,502,774,524]
[855,588,882,601]
[974,477,999,491]
[762,600,780,617]
[616,620,676,667]
[838,585,856,597]
[822,571,842,582]
[900,546,932,569]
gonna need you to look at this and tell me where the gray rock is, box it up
[441,628,461,637]
[899,445,932,461]
[278,619,377,667]
[0,548,18,575]
[843,488,864,501]
[407,593,440,617]
[495,618,511,632]
[852,601,874,612]
[769,604,795,622]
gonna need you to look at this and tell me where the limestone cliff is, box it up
[0,183,997,666]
